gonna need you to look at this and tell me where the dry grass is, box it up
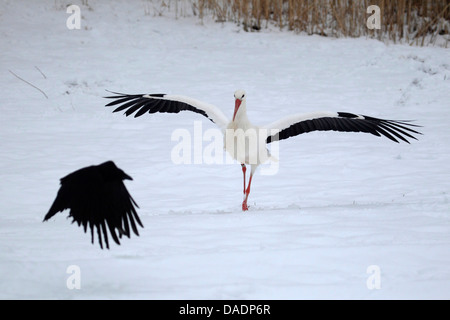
[168,0,449,46]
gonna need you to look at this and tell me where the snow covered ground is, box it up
[1,0,449,300]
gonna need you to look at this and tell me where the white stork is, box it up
[105,90,421,211]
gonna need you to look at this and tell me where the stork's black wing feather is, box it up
[104,91,230,130]
[266,112,422,144]
[105,93,209,118]
[43,161,143,249]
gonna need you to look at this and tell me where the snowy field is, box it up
[1,0,449,300]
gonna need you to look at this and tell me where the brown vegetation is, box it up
[180,0,449,46]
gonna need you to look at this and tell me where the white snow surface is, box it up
[1,1,449,300]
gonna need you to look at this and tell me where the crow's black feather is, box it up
[43,161,143,249]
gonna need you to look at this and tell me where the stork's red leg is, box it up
[242,170,254,211]
[241,164,247,195]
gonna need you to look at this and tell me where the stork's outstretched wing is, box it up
[264,112,422,143]
[105,92,229,131]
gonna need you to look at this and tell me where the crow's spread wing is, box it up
[43,161,143,249]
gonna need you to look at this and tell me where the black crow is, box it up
[43,161,143,249]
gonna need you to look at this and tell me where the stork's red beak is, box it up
[233,99,242,122]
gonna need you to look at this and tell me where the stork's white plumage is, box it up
[105,90,421,211]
